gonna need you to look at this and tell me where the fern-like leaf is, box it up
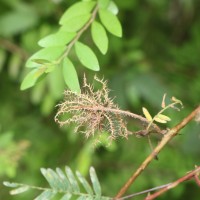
[4,166,110,200]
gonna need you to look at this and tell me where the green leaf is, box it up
[89,167,101,197]
[65,166,80,193]
[60,193,72,200]
[26,46,65,68]
[99,9,122,37]
[75,41,99,71]
[60,14,91,32]
[59,1,96,25]
[34,190,56,200]
[10,186,29,195]
[47,66,65,100]
[76,171,93,195]
[142,107,153,122]
[91,21,108,54]
[38,31,76,47]
[31,59,52,65]
[20,68,45,90]
[154,114,171,124]
[107,1,119,15]
[98,0,110,8]
[63,58,80,93]
[41,168,56,189]
[56,168,72,192]
[77,197,88,200]
[3,182,19,188]
[41,168,65,191]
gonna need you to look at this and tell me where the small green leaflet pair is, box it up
[142,94,183,131]
[21,0,122,92]
[4,166,110,200]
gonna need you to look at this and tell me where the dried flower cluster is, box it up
[55,76,134,141]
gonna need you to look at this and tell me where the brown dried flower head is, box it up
[55,76,131,142]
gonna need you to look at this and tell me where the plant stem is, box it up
[145,166,200,200]
[56,4,99,64]
[114,106,200,199]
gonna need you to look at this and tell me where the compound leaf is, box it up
[75,41,99,71]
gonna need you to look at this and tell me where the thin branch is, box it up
[114,106,200,199]
[118,183,171,200]
[0,37,29,60]
[56,4,99,63]
[145,166,200,200]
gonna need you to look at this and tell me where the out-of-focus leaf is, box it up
[59,1,96,25]
[60,193,72,200]
[0,49,6,72]
[142,107,152,122]
[10,186,29,195]
[99,9,122,37]
[76,171,93,195]
[56,168,72,192]
[98,0,110,8]
[65,166,80,193]
[41,168,56,189]
[171,96,183,107]
[154,114,171,123]
[34,190,56,200]
[107,1,118,15]
[38,31,76,47]
[20,68,45,90]
[75,41,99,71]
[31,59,52,65]
[3,182,19,188]
[26,46,65,68]
[8,54,22,80]
[154,117,167,123]
[60,14,91,32]
[41,94,55,116]
[89,167,101,197]
[91,21,108,54]
[63,57,80,93]
[0,5,38,36]
[132,73,170,106]
[48,65,65,99]
[31,79,46,104]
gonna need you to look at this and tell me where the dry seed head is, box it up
[55,76,130,142]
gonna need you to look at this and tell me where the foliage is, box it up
[20,0,122,91]
[1,0,200,200]
[4,166,110,200]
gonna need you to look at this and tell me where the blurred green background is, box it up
[0,0,200,199]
